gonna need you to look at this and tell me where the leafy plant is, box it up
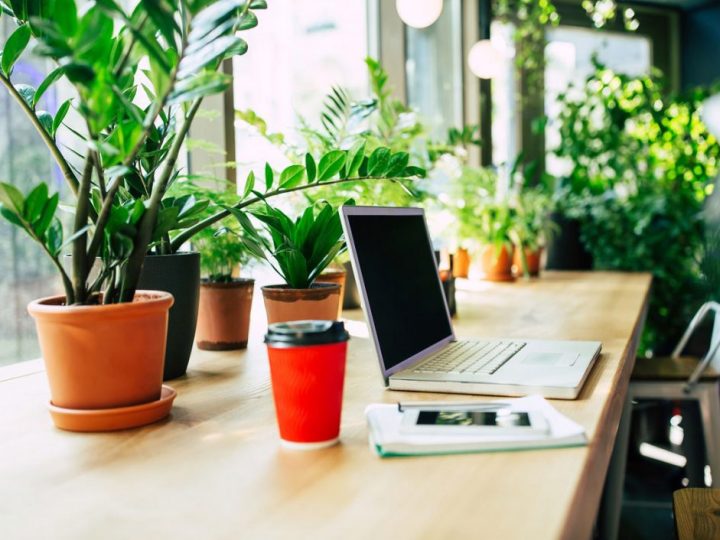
[194,220,251,283]
[231,202,346,289]
[0,0,423,305]
[551,62,720,354]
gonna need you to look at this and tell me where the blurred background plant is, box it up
[549,61,720,355]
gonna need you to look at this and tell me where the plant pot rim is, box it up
[318,269,347,278]
[144,250,199,259]
[201,277,255,288]
[261,282,340,302]
[28,290,174,319]
[262,283,340,292]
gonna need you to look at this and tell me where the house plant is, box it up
[232,201,348,323]
[0,0,423,425]
[551,62,720,355]
[194,220,255,350]
[509,188,551,278]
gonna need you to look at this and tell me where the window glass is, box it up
[545,26,651,176]
[490,20,518,169]
[405,0,463,138]
[0,20,72,367]
[233,0,369,178]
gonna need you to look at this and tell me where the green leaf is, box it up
[0,182,24,213]
[0,206,24,227]
[264,163,273,190]
[345,141,366,177]
[14,84,34,107]
[24,183,48,222]
[36,110,53,134]
[177,35,243,78]
[236,11,258,30]
[35,193,59,237]
[141,0,179,48]
[1,24,31,76]
[368,147,391,176]
[242,170,255,199]
[53,0,78,37]
[51,99,72,137]
[168,71,231,104]
[279,164,305,189]
[33,66,65,108]
[317,150,346,181]
[305,153,316,183]
[46,218,63,255]
[249,0,267,8]
[402,165,426,177]
[385,152,409,177]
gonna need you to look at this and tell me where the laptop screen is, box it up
[344,210,453,373]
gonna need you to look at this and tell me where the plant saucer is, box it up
[48,385,177,432]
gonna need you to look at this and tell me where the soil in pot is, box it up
[196,278,255,350]
[512,248,543,278]
[479,245,514,282]
[262,283,341,324]
[27,290,174,411]
[316,269,346,319]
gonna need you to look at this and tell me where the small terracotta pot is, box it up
[262,283,341,324]
[316,269,346,319]
[512,247,543,278]
[479,245,514,282]
[27,291,174,410]
[196,278,255,350]
[454,248,471,278]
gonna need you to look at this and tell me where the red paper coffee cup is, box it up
[265,320,350,449]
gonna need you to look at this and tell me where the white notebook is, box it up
[365,395,587,457]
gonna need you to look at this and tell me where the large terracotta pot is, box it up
[479,245,514,282]
[512,247,543,278]
[27,291,174,410]
[262,283,341,324]
[196,278,255,350]
[454,248,471,278]
[316,269,346,319]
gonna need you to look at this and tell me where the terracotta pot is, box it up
[27,290,174,410]
[196,278,255,350]
[454,248,471,278]
[316,269,346,319]
[262,283,341,324]
[479,245,514,282]
[512,247,543,278]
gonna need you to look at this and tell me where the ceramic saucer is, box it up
[48,385,177,432]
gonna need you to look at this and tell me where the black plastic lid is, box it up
[264,320,350,347]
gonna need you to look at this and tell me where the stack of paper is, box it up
[365,395,587,457]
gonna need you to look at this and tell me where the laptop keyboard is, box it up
[412,340,526,375]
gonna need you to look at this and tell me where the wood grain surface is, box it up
[0,271,651,540]
[673,488,720,540]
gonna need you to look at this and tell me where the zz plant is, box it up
[0,0,422,306]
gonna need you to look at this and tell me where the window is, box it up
[0,20,70,366]
[232,0,370,178]
[405,0,464,138]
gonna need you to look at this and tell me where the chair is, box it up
[630,302,720,487]
[673,487,720,540]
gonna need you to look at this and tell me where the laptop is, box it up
[340,206,601,400]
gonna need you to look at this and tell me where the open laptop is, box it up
[340,206,601,399]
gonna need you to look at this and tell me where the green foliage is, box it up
[232,202,346,289]
[551,62,720,354]
[194,221,251,282]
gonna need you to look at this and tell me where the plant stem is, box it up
[169,175,403,251]
[118,98,203,302]
[0,72,79,196]
[71,156,94,304]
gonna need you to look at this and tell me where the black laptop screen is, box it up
[346,212,453,372]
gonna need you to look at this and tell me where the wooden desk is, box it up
[0,271,650,540]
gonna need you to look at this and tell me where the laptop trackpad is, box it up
[522,352,578,367]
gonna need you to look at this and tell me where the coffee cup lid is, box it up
[264,320,350,347]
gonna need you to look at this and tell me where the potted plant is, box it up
[474,202,515,282]
[0,0,424,428]
[194,220,255,350]
[0,0,275,428]
[510,188,551,278]
[232,201,347,324]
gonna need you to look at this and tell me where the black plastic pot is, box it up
[137,252,200,380]
[545,212,594,270]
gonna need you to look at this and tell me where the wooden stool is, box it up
[673,488,720,540]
